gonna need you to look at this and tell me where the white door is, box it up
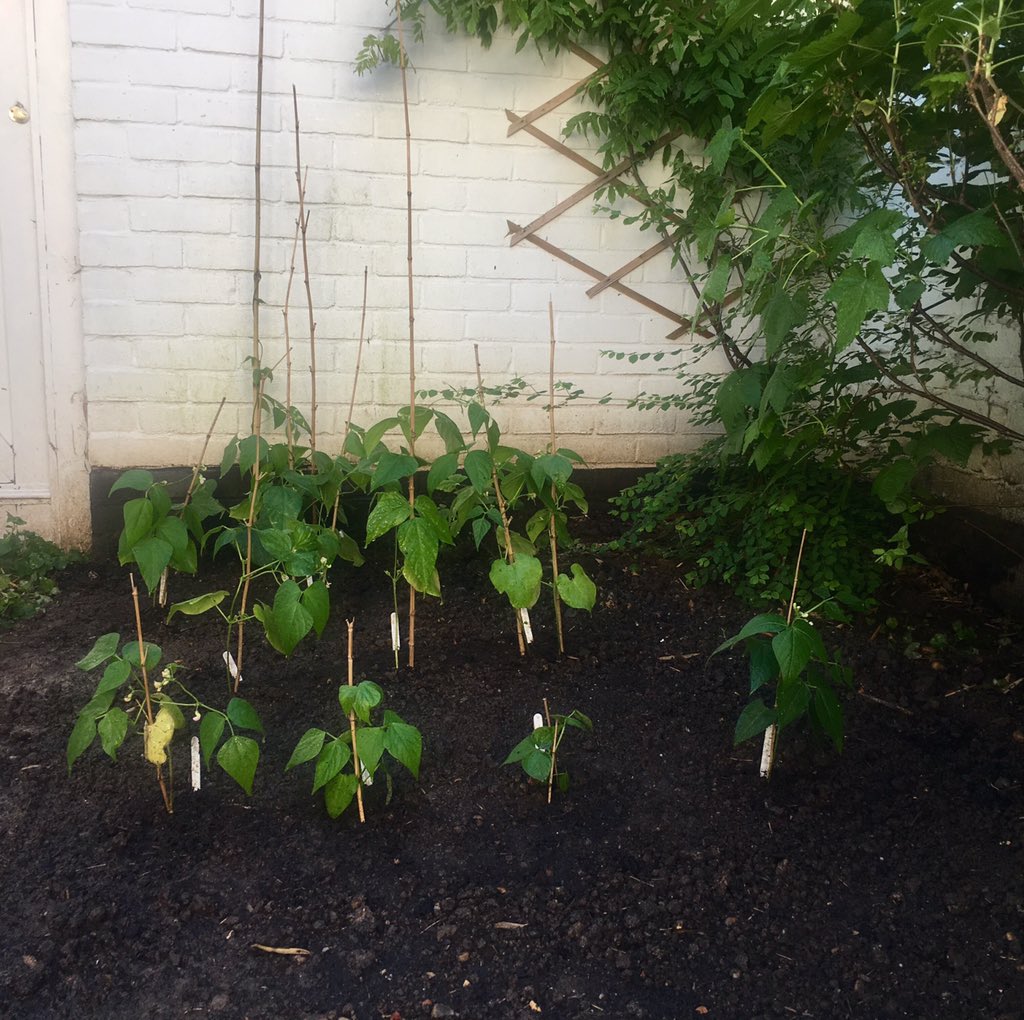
[0,0,89,547]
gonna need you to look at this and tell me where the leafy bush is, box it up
[0,514,78,624]
[610,449,910,614]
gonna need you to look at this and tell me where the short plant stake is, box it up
[474,343,527,655]
[504,701,592,800]
[131,575,173,814]
[346,619,366,823]
[714,526,850,778]
[761,528,808,780]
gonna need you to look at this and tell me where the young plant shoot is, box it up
[504,703,592,802]
[286,626,421,819]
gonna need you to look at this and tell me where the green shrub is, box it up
[0,514,78,624]
[610,450,908,615]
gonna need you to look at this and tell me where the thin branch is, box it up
[293,86,317,456]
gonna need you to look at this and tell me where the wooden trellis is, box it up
[504,44,715,341]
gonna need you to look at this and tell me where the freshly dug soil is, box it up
[1,520,1023,1020]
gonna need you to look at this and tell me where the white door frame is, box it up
[2,0,90,548]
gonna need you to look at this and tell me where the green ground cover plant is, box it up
[0,514,78,624]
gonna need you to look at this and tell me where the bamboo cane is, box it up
[760,527,809,780]
[547,300,565,654]
[475,345,526,655]
[131,575,172,814]
[249,0,265,435]
[397,4,418,669]
[293,86,317,456]
[346,619,366,823]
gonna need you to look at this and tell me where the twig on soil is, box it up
[251,944,310,956]
[857,687,914,716]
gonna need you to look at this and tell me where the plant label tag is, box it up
[520,607,534,644]
[533,713,544,731]
[361,764,374,786]
[390,611,401,651]
[190,735,201,792]
[223,650,242,686]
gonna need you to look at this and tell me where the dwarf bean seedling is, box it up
[286,680,422,819]
[504,708,592,800]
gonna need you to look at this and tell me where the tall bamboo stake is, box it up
[250,0,266,435]
[234,380,266,694]
[397,4,417,669]
[547,300,565,654]
[159,396,227,606]
[346,620,366,823]
[283,167,304,469]
[131,575,173,814]
[293,86,318,456]
[475,345,526,656]
[760,527,809,780]
[332,266,369,533]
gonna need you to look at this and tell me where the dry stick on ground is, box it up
[158,396,227,606]
[249,0,266,435]
[293,85,317,455]
[131,574,173,814]
[760,527,809,780]
[547,300,565,655]
[475,344,527,656]
[397,4,418,669]
[346,619,366,823]
[332,266,369,533]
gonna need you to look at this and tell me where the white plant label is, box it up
[222,650,242,686]
[190,735,201,792]
[759,723,777,779]
[361,764,374,786]
[390,612,401,651]
[533,713,544,731]
[520,607,534,644]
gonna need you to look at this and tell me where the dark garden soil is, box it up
[2,515,1024,1020]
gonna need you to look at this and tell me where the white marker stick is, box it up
[223,650,242,686]
[520,608,534,644]
[390,611,401,651]
[190,735,201,792]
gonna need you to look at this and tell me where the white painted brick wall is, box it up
[70,0,720,469]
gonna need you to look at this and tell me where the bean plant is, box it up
[286,680,422,819]
[713,608,852,766]
[67,632,265,797]
[504,708,592,797]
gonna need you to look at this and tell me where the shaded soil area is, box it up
[1,523,1023,1020]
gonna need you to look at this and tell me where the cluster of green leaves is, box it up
[361,400,597,618]
[611,447,919,613]
[67,632,265,795]
[112,471,222,595]
[0,513,78,624]
[714,610,852,755]
[286,680,422,818]
[503,708,592,794]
